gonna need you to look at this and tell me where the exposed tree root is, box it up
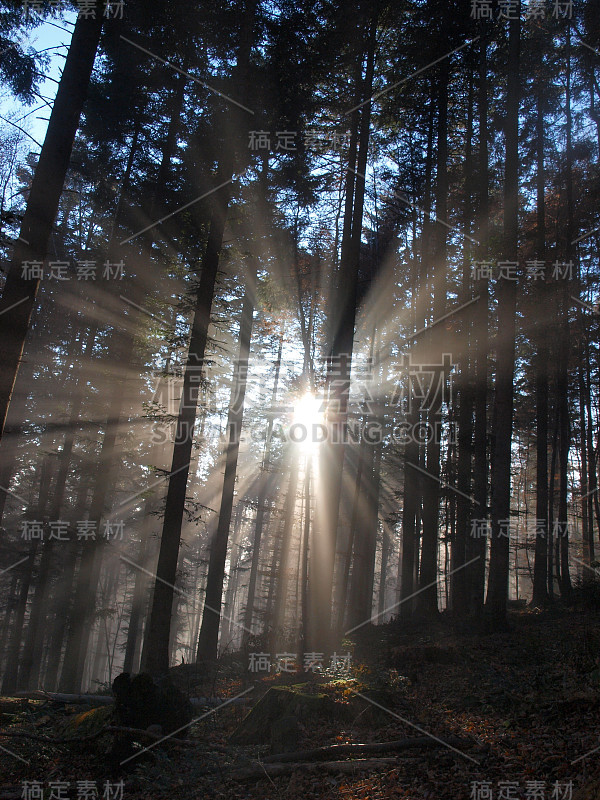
[262,734,475,764]
[228,757,399,781]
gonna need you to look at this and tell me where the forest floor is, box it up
[1,606,600,800]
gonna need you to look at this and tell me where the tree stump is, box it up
[229,685,339,745]
[112,672,193,735]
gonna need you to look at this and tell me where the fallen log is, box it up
[10,691,249,708]
[0,726,186,746]
[229,757,398,781]
[227,734,480,781]
[12,692,113,705]
[0,725,227,750]
[262,734,474,763]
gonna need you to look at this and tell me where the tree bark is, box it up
[197,281,255,662]
[558,22,573,600]
[532,79,549,607]
[18,325,98,689]
[485,5,520,626]
[0,5,103,440]
[418,59,449,617]
[2,454,53,693]
[270,451,300,652]
[242,332,283,644]
[142,0,256,675]
[399,94,434,619]
[309,9,376,650]
[470,32,490,618]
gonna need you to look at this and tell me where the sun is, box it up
[290,392,324,451]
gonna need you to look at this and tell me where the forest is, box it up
[0,0,600,797]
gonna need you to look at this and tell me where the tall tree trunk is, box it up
[579,359,592,571]
[197,281,255,662]
[58,375,127,691]
[418,59,449,617]
[532,81,549,607]
[298,457,311,665]
[18,325,98,689]
[485,5,520,626]
[242,332,283,644]
[453,58,475,616]
[1,543,38,694]
[470,33,490,618]
[122,353,176,674]
[338,443,365,630]
[378,522,390,620]
[584,338,597,559]
[310,10,376,650]
[399,94,434,619]
[0,344,43,531]
[347,334,382,629]
[43,480,90,691]
[548,407,559,598]
[220,501,246,649]
[142,2,256,675]
[57,117,146,692]
[2,455,53,693]
[0,5,103,440]
[122,509,154,675]
[0,574,18,668]
[270,451,301,652]
[558,22,573,600]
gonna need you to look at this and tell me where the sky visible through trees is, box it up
[1,0,600,795]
